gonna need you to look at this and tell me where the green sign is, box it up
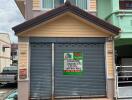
[64,52,83,75]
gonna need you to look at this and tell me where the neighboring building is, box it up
[0,33,11,72]
[97,0,132,65]
[11,43,18,66]
[15,0,96,20]
[97,0,132,99]
[13,2,120,100]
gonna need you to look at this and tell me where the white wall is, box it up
[0,33,11,72]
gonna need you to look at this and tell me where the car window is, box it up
[2,66,18,74]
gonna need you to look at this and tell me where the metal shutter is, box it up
[30,43,52,99]
[30,37,106,99]
[54,43,106,98]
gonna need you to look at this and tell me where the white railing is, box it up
[116,66,132,99]
[116,66,132,84]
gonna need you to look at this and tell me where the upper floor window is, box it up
[120,0,132,10]
[42,0,88,10]
[42,0,64,9]
[70,0,88,10]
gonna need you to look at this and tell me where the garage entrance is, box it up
[30,38,106,99]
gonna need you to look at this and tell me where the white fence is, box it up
[116,66,132,99]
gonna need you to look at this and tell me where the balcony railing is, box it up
[116,66,132,99]
[116,66,132,87]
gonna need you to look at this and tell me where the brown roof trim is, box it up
[12,1,120,35]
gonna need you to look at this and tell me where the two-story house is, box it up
[15,0,96,20]
[97,0,132,99]
[13,0,121,100]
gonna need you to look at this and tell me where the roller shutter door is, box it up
[30,43,52,99]
[54,43,106,98]
[30,38,106,99]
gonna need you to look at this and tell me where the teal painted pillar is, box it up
[97,0,112,20]
[111,0,119,12]
[97,0,120,20]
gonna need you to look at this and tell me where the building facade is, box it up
[15,0,96,20]
[13,2,120,100]
[97,0,132,65]
[0,33,11,72]
[97,0,132,99]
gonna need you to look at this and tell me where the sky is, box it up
[0,0,25,43]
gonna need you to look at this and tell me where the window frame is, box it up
[119,0,132,10]
[41,0,54,10]
[41,0,89,11]
[74,0,89,11]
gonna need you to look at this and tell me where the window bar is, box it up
[53,0,54,8]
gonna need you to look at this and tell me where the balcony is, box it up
[106,10,132,39]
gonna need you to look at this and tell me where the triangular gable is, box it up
[12,1,120,35]
[19,13,116,37]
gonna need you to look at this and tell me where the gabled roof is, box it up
[12,1,120,35]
